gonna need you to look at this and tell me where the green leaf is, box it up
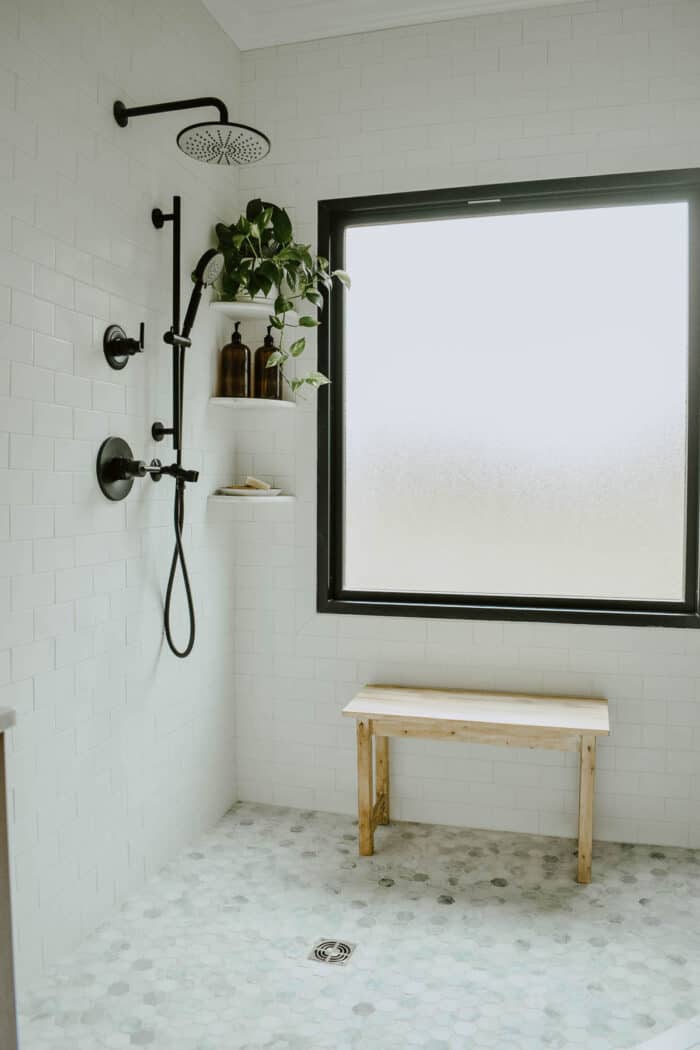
[274,294,294,314]
[332,269,351,289]
[272,207,293,244]
[268,314,284,330]
[298,315,319,327]
[215,222,232,243]
[221,273,240,299]
[257,260,280,286]
[266,350,286,367]
[291,378,304,392]
[289,337,306,357]
[304,290,323,307]
[304,371,330,388]
[246,198,263,220]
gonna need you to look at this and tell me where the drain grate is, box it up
[309,940,355,965]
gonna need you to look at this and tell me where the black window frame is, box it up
[317,168,700,628]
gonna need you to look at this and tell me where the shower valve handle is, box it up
[111,456,165,483]
[127,322,145,353]
[115,322,143,354]
[112,456,148,480]
[103,322,145,370]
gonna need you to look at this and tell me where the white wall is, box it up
[0,0,246,983]
[234,0,700,850]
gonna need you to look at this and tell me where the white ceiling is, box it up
[203,0,580,51]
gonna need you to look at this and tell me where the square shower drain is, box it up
[309,940,356,965]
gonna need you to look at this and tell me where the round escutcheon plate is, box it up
[103,324,129,370]
[96,436,134,501]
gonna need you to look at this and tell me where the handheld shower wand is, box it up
[182,249,224,340]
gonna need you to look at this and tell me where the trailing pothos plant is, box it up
[214,198,350,394]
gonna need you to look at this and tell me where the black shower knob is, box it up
[103,322,145,370]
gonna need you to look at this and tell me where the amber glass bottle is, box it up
[219,322,250,398]
[254,325,282,400]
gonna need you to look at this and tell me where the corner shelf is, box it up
[208,494,296,505]
[210,299,274,322]
[209,397,295,409]
[210,300,298,324]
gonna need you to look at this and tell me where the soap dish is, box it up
[217,487,282,497]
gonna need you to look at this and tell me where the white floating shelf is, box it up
[208,494,296,504]
[210,299,274,321]
[210,300,298,324]
[209,397,295,409]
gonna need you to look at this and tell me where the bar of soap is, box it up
[244,476,271,490]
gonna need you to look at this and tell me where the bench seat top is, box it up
[343,684,609,736]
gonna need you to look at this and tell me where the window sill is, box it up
[318,594,700,628]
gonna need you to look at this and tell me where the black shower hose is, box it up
[163,475,196,658]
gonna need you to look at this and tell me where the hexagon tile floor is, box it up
[17,803,700,1050]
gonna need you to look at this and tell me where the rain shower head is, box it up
[113,97,270,167]
[177,122,270,166]
[181,249,224,340]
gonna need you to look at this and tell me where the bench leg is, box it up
[357,719,374,856]
[374,735,390,825]
[577,734,596,884]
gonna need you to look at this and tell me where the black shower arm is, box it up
[113,97,229,128]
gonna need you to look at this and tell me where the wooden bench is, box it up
[342,685,609,884]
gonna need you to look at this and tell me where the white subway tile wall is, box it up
[234,1,700,851]
[0,0,246,984]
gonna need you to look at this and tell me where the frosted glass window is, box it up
[342,202,690,602]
